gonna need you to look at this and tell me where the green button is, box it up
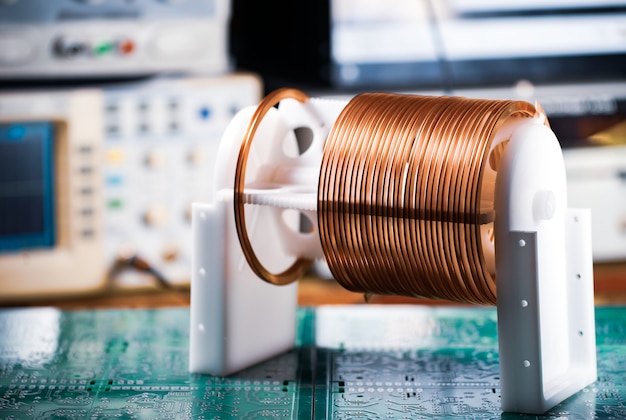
[94,42,114,55]
[107,199,123,209]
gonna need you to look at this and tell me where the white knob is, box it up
[533,190,556,221]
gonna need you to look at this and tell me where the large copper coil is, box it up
[233,89,544,305]
[318,93,540,305]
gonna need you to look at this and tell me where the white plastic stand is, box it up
[189,94,596,414]
[189,98,346,375]
[495,122,597,414]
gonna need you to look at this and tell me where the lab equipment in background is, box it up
[190,89,596,414]
[425,0,626,89]
[0,89,105,300]
[0,0,231,80]
[101,75,261,289]
[0,74,262,302]
[231,0,626,92]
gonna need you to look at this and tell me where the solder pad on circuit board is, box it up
[0,305,624,419]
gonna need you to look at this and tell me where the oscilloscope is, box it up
[0,74,262,302]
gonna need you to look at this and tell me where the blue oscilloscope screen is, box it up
[0,122,56,253]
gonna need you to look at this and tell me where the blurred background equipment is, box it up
[0,89,106,299]
[0,75,261,302]
[99,75,260,289]
[231,0,626,92]
[0,0,231,80]
[0,0,266,302]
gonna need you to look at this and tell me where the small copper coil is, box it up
[233,88,314,286]
[233,89,543,304]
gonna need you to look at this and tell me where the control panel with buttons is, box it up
[0,74,262,300]
[100,74,262,287]
[0,0,230,79]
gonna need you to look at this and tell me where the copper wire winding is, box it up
[318,93,539,305]
[235,89,541,304]
[233,88,314,286]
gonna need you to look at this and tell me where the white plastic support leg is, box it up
[189,200,299,375]
[188,97,345,376]
[495,121,596,414]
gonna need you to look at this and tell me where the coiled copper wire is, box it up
[233,88,314,286]
[234,89,542,304]
[318,93,539,305]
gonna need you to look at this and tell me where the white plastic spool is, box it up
[189,95,596,414]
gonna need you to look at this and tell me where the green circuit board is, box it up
[0,305,624,419]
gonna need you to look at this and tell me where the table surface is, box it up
[2,262,625,310]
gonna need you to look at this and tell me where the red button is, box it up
[118,39,135,55]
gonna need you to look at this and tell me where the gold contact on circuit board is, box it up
[234,89,544,304]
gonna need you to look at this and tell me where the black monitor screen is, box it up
[0,122,56,252]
